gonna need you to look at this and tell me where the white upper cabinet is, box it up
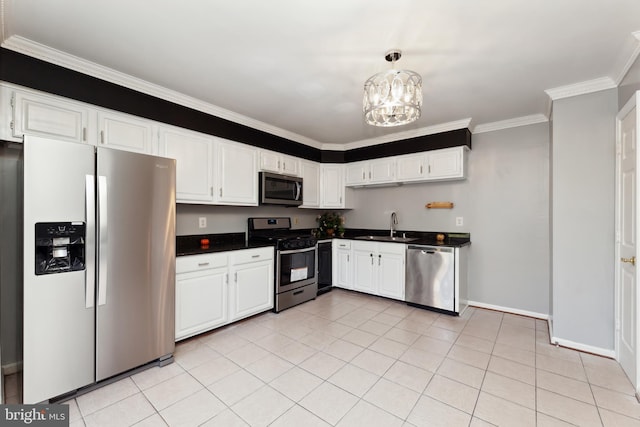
[396,152,428,182]
[214,138,258,206]
[11,90,90,144]
[97,110,155,154]
[259,150,300,176]
[427,146,467,180]
[347,146,468,187]
[345,161,368,186]
[369,158,396,183]
[320,164,345,208]
[300,160,320,208]
[346,158,396,187]
[158,126,214,203]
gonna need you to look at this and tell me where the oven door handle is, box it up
[278,246,317,255]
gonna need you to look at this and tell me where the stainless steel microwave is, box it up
[259,172,303,206]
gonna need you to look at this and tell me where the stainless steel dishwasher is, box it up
[406,245,456,313]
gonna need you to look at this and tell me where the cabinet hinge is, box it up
[10,93,15,108]
[219,188,222,197]
[234,272,238,282]
[210,187,213,196]
[9,121,14,131]
[100,130,105,144]
[82,127,87,142]
[420,165,423,174]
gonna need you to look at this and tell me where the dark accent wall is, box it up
[0,48,470,162]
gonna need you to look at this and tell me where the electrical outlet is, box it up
[293,217,299,225]
[456,217,464,227]
[198,217,207,228]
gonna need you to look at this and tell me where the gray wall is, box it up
[619,53,640,109]
[346,122,551,315]
[551,88,617,350]
[176,204,324,236]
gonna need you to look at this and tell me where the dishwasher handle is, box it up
[407,245,454,254]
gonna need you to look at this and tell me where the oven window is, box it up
[279,250,316,286]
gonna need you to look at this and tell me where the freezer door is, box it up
[23,136,95,403]
[95,147,175,381]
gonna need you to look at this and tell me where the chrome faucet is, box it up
[390,211,398,237]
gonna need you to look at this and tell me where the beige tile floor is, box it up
[56,289,640,426]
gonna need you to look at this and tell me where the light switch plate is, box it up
[455,217,463,227]
[198,217,207,228]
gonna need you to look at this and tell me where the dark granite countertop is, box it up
[176,229,470,257]
[339,229,471,247]
[176,233,272,256]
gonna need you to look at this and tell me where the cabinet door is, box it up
[345,161,368,186]
[333,240,353,289]
[12,91,89,143]
[353,243,376,294]
[230,260,274,322]
[280,154,300,176]
[335,248,353,289]
[427,147,464,180]
[259,150,281,173]
[377,244,406,301]
[369,158,396,184]
[98,111,154,154]
[396,153,427,181]
[321,164,345,208]
[300,160,320,208]
[159,127,214,203]
[175,268,227,340]
[215,139,258,205]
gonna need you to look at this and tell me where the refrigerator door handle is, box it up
[97,175,108,306]
[85,175,96,308]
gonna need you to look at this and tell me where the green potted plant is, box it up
[316,212,345,237]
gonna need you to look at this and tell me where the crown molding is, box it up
[544,77,617,101]
[472,114,548,134]
[614,30,640,85]
[1,35,324,149]
[336,118,472,151]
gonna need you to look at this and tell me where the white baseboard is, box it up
[550,336,616,358]
[468,301,616,358]
[468,300,549,320]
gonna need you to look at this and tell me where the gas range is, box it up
[247,218,316,250]
[248,217,318,312]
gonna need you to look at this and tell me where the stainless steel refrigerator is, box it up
[22,135,176,403]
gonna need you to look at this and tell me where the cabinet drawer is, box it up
[232,247,274,265]
[176,253,228,274]
[334,240,351,250]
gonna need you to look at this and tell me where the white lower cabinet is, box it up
[229,247,274,322]
[175,247,274,341]
[352,240,405,301]
[175,252,228,340]
[332,240,353,290]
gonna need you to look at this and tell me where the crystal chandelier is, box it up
[363,50,423,127]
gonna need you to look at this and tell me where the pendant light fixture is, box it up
[363,50,423,127]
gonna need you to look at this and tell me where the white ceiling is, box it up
[1,0,640,148]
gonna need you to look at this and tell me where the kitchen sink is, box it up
[354,235,419,243]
